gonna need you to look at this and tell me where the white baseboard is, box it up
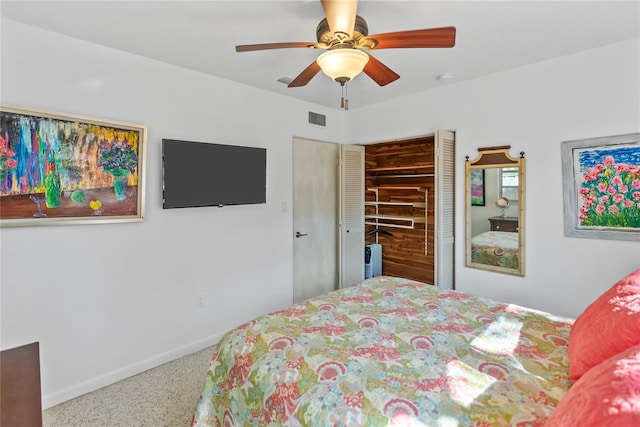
[41,333,223,409]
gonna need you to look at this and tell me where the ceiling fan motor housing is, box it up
[316,15,370,48]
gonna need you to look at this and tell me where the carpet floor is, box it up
[43,346,214,427]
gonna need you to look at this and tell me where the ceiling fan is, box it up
[235,0,456,93]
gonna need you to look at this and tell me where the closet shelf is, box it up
[365,201,426,208]
[365,221,418,230]
[367,165,434,172]
[365,214,426,223]
[368,165,435,179]
[365,221,424,230]
[374,174,435,178]
[366,187,428,231]
[365,214,426,230]
[367,186,425,191]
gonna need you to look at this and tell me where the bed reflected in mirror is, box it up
[465,146,525,276]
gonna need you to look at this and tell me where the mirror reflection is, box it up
[465,146,525,276]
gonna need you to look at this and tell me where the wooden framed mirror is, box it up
[465,146,525,276]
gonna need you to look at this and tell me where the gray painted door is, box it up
[292,138,339,303]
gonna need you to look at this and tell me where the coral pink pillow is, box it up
[545,343,640,427]
[568,269,640,382]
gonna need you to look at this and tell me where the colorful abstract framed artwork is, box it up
[0,106,147,227]
[470,168,485,206]
[561,132,639,241]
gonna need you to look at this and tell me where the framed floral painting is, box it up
[0,105,147,227]
[561,132,639,241]
[470,168,485,206]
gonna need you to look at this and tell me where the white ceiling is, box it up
[2,1,639,111]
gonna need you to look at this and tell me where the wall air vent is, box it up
[308,111,326,127]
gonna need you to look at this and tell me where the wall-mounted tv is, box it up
[162,139,266,209]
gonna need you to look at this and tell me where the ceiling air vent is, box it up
[308,111,326,127]
[277,77,293,85]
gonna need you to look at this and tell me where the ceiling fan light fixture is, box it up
[316,49,369,82]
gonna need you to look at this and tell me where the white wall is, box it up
[346,38,640,319]
[0,20,345,408]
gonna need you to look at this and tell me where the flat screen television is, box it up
[162,139,266,209]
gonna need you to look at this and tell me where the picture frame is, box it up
[0,105,147,227]
[470,168,485,206]
[561,132,639,241]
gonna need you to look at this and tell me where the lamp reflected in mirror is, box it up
[496,197,510,218]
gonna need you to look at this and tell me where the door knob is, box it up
[295,231,308,238]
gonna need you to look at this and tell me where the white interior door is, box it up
[293,138,339,303]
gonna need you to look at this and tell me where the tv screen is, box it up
[162,139,266,209]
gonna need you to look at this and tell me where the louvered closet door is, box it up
[340,144,365,287]
[435,130,456,289]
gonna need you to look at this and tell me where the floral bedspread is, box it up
[192,276,572,427]
[471,231,519,269]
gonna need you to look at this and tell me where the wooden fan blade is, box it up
[321,0,358,37]
[363,53,400,86]
[236,42,316,52]
[366,27,456,49]
[288,61,322,87]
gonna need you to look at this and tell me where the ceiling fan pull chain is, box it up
[345,82,349,110]
[339,81,350,110]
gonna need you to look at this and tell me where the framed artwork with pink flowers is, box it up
[562,132,639,241]
[0,105,147,227]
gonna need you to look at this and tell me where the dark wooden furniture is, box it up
[1,342,42,427]
[488,216,519,232]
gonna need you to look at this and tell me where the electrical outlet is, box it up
[196,294,206,308]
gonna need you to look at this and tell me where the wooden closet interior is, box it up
[364,135,437,284]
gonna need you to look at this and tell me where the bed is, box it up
[470,231,519,269]
[191,276,574,426]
